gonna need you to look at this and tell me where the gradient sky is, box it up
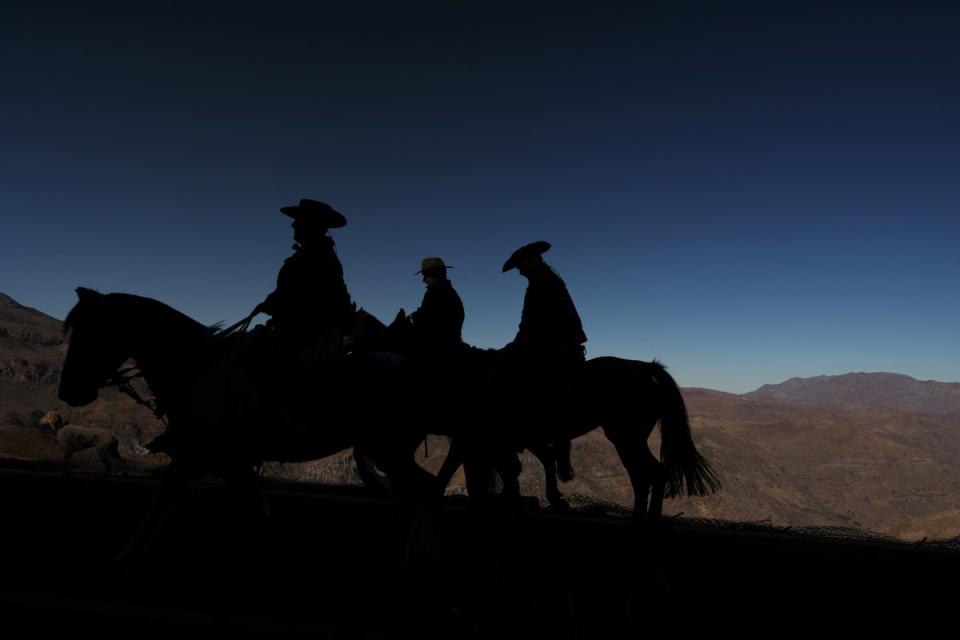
[2,1,958,393]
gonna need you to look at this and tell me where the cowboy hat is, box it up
[416,257,453,275]
[502,240,551,272]
[279,199,347,228]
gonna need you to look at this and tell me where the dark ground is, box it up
[1,466,957,639]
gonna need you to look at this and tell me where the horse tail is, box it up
[555,439,575,482]
[460,437,504,497]
[464,460,503,496]
[652,362,721,498]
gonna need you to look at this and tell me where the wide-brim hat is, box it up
[502,241,551,272]
[416,256,453,275]
[280,199,347,228]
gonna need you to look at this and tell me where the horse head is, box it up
[347,308,391,354]
[59,288,211,409]
[59,288,132,406]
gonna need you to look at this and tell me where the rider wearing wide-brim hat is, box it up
[494,240,586,490]
[502,240,587,367]
[279,198,348,228]
[254,198,355,361]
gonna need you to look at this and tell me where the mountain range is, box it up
[2,291,958,540]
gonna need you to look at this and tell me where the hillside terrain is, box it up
[2,291,958,540]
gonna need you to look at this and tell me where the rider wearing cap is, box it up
[407,257,465,360]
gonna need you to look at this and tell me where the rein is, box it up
[217,308,258,338]
[105,366,169,428]
[100,306,259,428]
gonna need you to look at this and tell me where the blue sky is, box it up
[2,1,958,392]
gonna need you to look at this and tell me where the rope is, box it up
[101,305,260,427]
[95,306,261,432]
[104,368,169,428]
[217,307,259,338]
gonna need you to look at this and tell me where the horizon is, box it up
[5,285,958,395]
[2,2,958,393]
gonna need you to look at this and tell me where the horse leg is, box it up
[60,448,74,477]
[462,457,493,501]
[434,437,464,498]
[528,442,569,511]
[648,456,668,521]
[115,447,130,477]
[497,449,523,506]
[103,455,195,575]
[97,445,113,474]
[603,425,654,520]
[103,438,128,476]
[218,461,272,519]
[353,446,390,497]
[370,449,438,507]
[370,451,446,566]
[554,437,575,482]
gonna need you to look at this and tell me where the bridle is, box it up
[86,305,261,430]
[102,365,169,428]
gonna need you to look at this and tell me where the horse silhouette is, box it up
[58,288,444,570]
[350,309,721,517]
[59,287,718,575]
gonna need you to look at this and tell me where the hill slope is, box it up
[0,292,161,462]
[2,291,959,539]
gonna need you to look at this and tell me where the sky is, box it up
[1,1,958,393]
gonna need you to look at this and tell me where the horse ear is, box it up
[75,287,101,302]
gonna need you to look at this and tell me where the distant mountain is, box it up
[744,372,960,418]
[0,292,66,419]
[0,292,64,384]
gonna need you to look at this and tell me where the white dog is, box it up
[41,412,127,475]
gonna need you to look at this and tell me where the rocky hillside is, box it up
[0,292,161,463]
[2,291,959,540]
[269,374,960,541]
[670,386,960,540]
[0,292,64,387]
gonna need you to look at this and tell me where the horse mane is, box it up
[64,291,213,347]
[354,308,386,331]
[63,302,86,335]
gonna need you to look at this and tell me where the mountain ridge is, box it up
[744,371,960,418]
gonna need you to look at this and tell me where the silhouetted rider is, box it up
[406,257,465,361]
[485,241,585,500]
[254,198,355,364]
[148,199,355,457]
[502,240,586,374]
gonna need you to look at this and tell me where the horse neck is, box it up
[354,313,400,354]
[125,326,211,408]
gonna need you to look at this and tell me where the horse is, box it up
[58,288,441,570]
[349,309,721,518]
